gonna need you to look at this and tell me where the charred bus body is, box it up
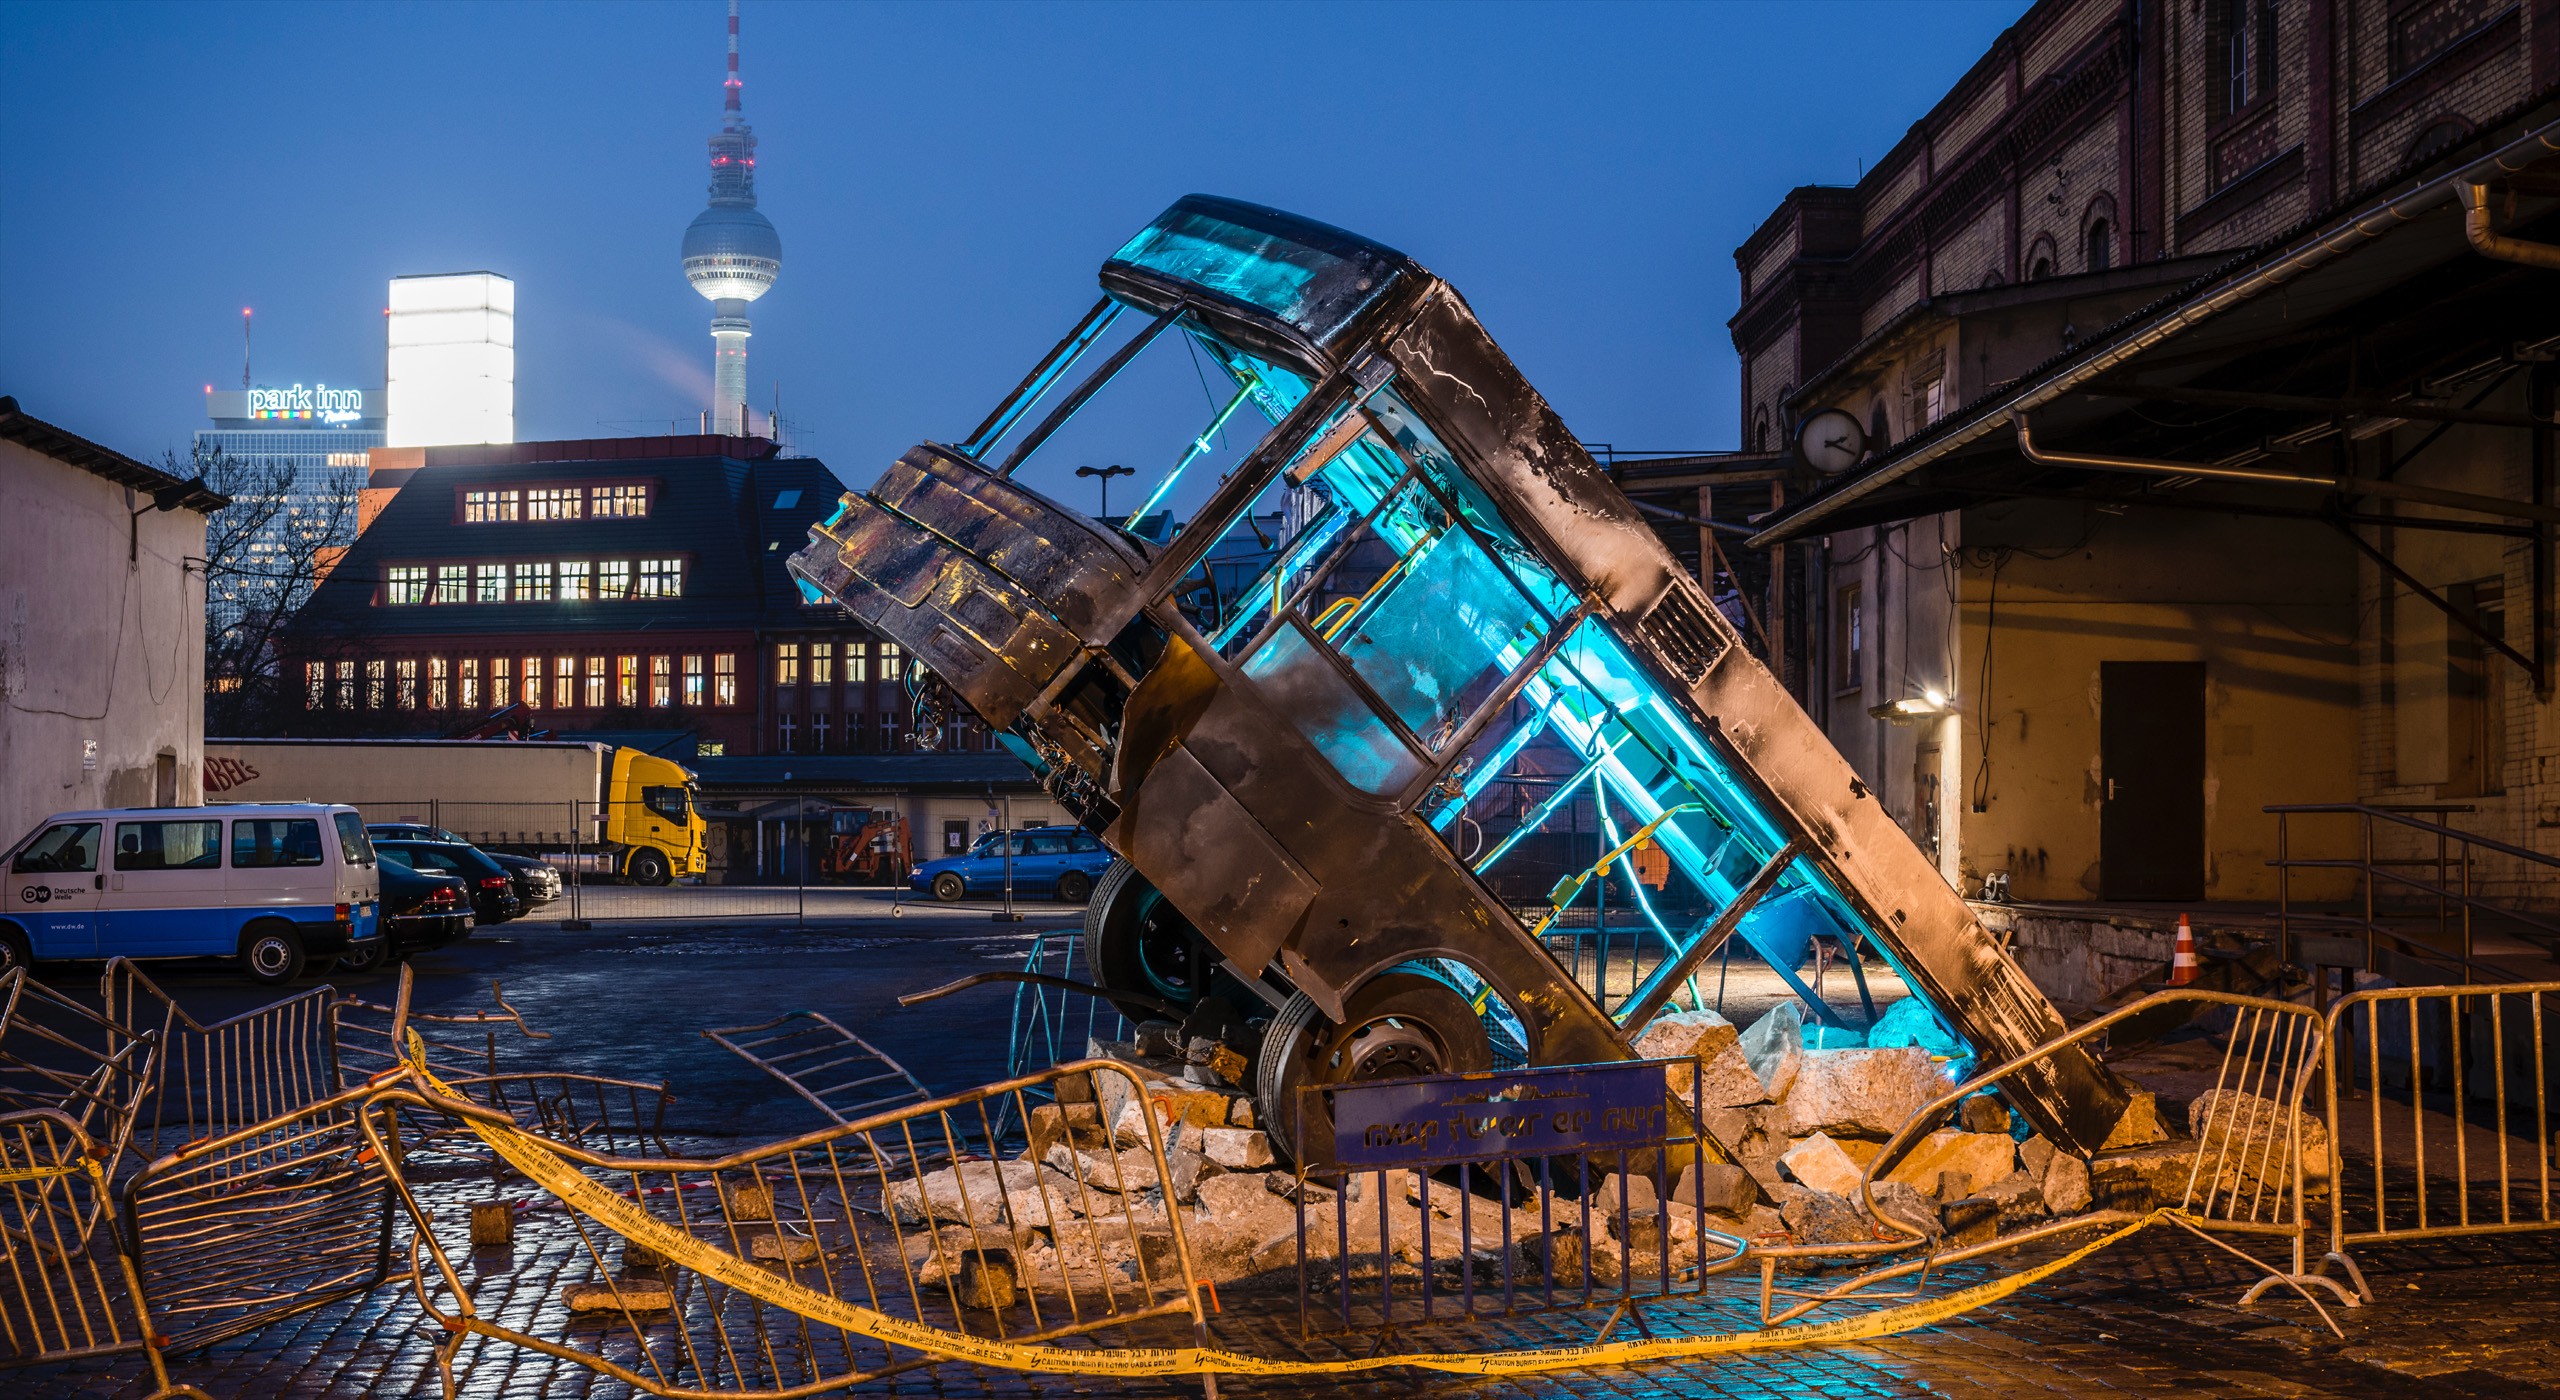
[791,197,2135,1159]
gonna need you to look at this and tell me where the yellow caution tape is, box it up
[402,1046,2181,1379]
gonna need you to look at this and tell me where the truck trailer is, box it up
[202,739,706,885]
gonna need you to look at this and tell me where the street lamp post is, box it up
[1075,464,1134,520]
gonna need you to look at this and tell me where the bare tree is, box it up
[181,445,363,735]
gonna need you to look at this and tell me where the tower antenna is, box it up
[725,0,742,119]
[241,307,253,390]
[682,0,780,437]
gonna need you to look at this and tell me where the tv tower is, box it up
[681,0,781,437]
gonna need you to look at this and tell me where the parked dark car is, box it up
[363,849,475,966]
[908,826,1113,903]
[366,824,561,906]
[371,840,523,926]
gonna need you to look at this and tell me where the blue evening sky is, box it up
[0,0,2024,501]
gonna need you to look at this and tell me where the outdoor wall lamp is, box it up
[1868,688,1953,725]
[130,478,202,563]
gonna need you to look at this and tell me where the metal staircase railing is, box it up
[2269,803,2560,982]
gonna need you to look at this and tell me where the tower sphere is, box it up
[682,204,782,304]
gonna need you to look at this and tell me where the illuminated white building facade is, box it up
[386,272,516,448]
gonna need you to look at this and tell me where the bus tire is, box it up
[240,922,307,985]
[0,925,28,978]
[629,849,672,887]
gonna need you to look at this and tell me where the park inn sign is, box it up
[246,383,364,424]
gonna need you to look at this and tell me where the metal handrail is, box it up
[2270,803,2560,982]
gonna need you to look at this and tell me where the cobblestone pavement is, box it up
[16,923,2560,1398]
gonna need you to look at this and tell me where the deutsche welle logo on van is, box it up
[246,384,363,425]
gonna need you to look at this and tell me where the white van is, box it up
[2,803,383,985]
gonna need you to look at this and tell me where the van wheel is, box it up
[931,872,967,903]
[1056,870,1094,904]
[240,923,307,985]
[0,926,28,978]
[629,849,672,886]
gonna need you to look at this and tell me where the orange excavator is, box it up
[819,808,912,884]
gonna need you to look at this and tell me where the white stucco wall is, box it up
[0,436,210,846]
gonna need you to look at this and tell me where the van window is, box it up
[333,812,375,866]
[13,823,100,874]
[232,819,324,869]
[114,820,223,872]
[643,786,691,822]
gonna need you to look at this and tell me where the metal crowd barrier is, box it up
[370,1057,1210,1400]
[103,959,338,1159]
[703,1011,932,1127]
[2321,980,2560,1292]
[0,968,155,1185]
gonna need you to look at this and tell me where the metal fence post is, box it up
[797,794,807,930]
[563,799,591,931]
[994,791,1022,922]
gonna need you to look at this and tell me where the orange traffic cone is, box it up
[2167,914,2199,987]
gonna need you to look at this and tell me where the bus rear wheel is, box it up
[1256,972,1492,1168]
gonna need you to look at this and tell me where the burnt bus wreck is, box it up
[791,196,2137,1161]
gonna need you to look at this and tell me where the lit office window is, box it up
[558,560,593,601]
[811,642,834,686]
[878,643,903,682]
[584,656,606,708]
[513,562,553,602]
[682,654,705,707]
[464,489,521,523]
[775,643,800,686]
[617,654,640,707]
[364,659,386,709]
[385,566,428,605]
[554,655,576,708]
[429,657,450,710]
[460,658,482,709]
[336,660,355,710]
[474,564,507,603]
[526,487,583,521]
[522,657,544,709]
[395,658,419,709]
[650,655,673,707]
[592,484,649,518]
[637,558,683,598]
[491,657,513,707]
[847,641,870,684]
[305,662,327,708]
[598,561,633,599]
[714,653,737,706]
[434,566,469,604]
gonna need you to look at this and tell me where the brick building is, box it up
[288,434,998,760]
[1717,0,2560,946]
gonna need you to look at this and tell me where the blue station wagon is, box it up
[909,826,1113,903]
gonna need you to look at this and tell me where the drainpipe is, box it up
[2459,183,2560,270]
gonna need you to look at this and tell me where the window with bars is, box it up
[775,643,801,686]
[683,654,705,707]
[555,655,577,708]
[585,657,607,709]
[474,564,507,603]
[558,561,593,601]
[429,657,450,710]
[434,566,469,604]
[714,653,737,706]
[651,655,673,707]
[464,489,521,523]
[812,642,835,686]
[513,563,553,602]
[526,487,583,521]
[395,658,419,709]
[592,484,649,518]
[617,655,640,707]
[386,566,429,605]
[460,658,482,710]
[637,558,683,598]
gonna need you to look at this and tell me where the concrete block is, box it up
[1882,1130,2017,1199]
[1780,1132,1867,1197]
[1739,1001,1805,1101]
[1784,1046,1947,1137]
[1199,1127,1274,1170]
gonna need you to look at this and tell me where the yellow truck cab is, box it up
[604,750,707,884]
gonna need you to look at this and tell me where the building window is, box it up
[386,566,429,605]
[584,656,606,709]
[492,656,514,707]
[464,489,521,523]
[395,658,419,709]
[305,661,327,708]
[554,655,577,708]
[434,566,469,604]
[336,660,356,710]
[2023,235,2056,283]
[598,560,632,599]
[812,713,831,752]
[364,659,386,710]
[682,654,705,707]
[2085,218,2112,272]
[526,487,582,521]
[879,707,902,750]
[650,655,673,707]
[522,656,544,709]
[429,656,450,710]
[811,641,834,687]
[617,655,640,707]
[1833,582,1864,696]
[474,564,507,603]
[637,557,683,598]
[778,715,797,753]
[2212,0,2274,120]
[878,642,903,683]
[1919,379,1945,427]
[558,561,593,601]
[847,641,869,684]
[513,562,553,602]
[592,484,650,518]
[775,642,801,686]
[714,652,737,706]
[848,710,867,751]
[460,657,482,710]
